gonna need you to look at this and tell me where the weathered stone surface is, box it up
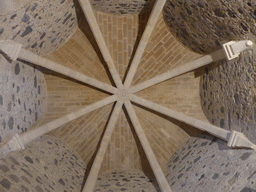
[90,0,153,15]
[166,134,256,192]
[163,0,256,54]
[200,50,256,143]
[0,55,47,143]
[0,0,78,56]
[0,135,86,192]
[94,169,159,191]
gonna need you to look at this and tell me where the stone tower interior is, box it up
[1,0,256,191]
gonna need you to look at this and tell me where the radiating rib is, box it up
[78,0,123,88]
[124,100,173,192]
[20,95,118,145]
[82,100,123,192]
[18,48,118,94]
[124,0,167,88]
[130,95,256,149]
[130,94,230,141]
[130,49,226,93]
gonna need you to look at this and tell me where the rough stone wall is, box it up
[163,0,256,54]
[94,169,159,191]
[0,55,47,143]
[200,50,256,143]
[166,134,256,192]
[0,135,86,192]
[0,0,78,56]
[91,0,153,15]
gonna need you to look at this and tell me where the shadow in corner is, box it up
[80,102,116,192]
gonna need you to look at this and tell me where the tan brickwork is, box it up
[100,110,142,174]
[135,105,202,174]
[95,12,139,81]
[132,14,201,86]
[50,105,113,166]
[40,74,109,124]
[36,9,207,176]
[135,72,208,122]
[46,29,111,84]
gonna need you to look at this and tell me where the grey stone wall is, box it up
[94,169,159,191]
[0,0,78,56]
[163,0,256,54]
[166,134,256,192]
[90,0,153,15]
[200,50,256,143]
[0,55,47,143]
[0,135,86,192]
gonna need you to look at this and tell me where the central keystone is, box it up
[117,89,129,100]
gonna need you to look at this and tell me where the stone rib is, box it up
[78,0,123,88]
[124,0,167,88]
[18,48,118,94]
[130,49,226,93]
[21,95,118,145]
[130,94,230,141]
[124,100,173,192]
[131,94,256,149]
[82,100,123,192]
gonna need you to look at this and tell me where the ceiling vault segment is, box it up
[78,0,123,88]
[124,0,167,88]
[0,95,118,154]
[124,100,173,192]
[19,48,118,94]
[0,41,117,94]
[130,49,226,93]
[130,94,256,150]
[82,100,123,192]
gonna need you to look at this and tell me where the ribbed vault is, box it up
[1,0,256,192]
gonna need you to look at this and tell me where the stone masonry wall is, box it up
[90,0,153,15]
[200,50,256,143]
[0,0,78,56]
[163,0,256,54]
[94,169,159,192]
[166,134,256,192]
[0,135,86,192]
[0,55,47,143]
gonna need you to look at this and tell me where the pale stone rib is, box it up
[130,49,226,93]
[78,0,123,88]
[124,0,167,88]
[82,100,123,192]
[130,95,256,149]
[130,94,230,141]
[21,95,118,145]
[124,100,173,192]
[18,48,118,94]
